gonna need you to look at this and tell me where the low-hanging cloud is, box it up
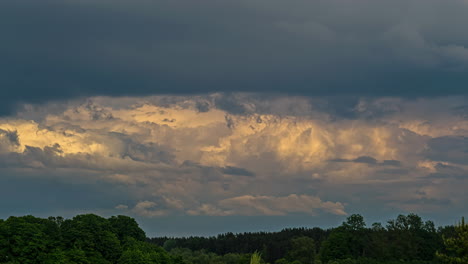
[187,194,347,216]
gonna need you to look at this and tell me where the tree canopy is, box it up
[1,213,466,264]
[436,217,468,264]
[0,214,176,264]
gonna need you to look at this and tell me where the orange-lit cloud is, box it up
[1,94,467,217]
[188,194,347,216]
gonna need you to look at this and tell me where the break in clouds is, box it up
[0,94,467,220]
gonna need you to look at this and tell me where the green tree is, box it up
[3,216,50,264]
[275,259,289,264]
[386,213,438,261]
[366,222,389,260]
[118,249,153,264]
[121,237,174,264]
[64,248,91,264]
[320,231,352,263]
[286,236,315,264]
[61,214,122,263]
[342,214,366,231]
[321,214,368,262]
[223,253,251,264]
[109,215,146,242]
[343,214,367,258]
[0,219,7,262]
[436,217,468,263]
[163,239,178,252]
[42,249,69,264]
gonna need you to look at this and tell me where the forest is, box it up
[0,213,466,264]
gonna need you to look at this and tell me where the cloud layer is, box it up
[1,94,467,221]
[2,0,468,113]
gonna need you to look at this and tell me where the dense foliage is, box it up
[151,227,329,262]
[0,214,178,264]
[150,214,464,264]
[1,213,466,264]
[436,217,468,264]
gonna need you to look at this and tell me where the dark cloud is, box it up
[329,156,377,165]
[0,142,171,173]
[353,156,378,165]
[0,145,84,170]
[427,163,467,179]
[180,161,255,179]
[382,160,402,166]
[214,94,254,115]
[376,168,410,176]
[221,166,256,177]
[110,132,176,164]
[0,129,20,146]
[2,0,468,114]
[330,156,401,166]
[195,101,211,113]
[452,104,468,118]
[425,136,468,165]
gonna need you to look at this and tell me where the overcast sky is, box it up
[0,0,467,236]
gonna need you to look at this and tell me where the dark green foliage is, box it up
[1,215,50,263]
[0,213,462,264]
[320,231,353,263]
[151,214,450,264]
[385,214,441,261]
[150,227,329,264]
[109,215,146,242]
[118,249,154,264]
[65,248,91,264]
[60,214,121,263]
[436,217,468,263]
[0,214,175,264]
[342,214,366,231]
[286,236,315,264]
[169,248,251,264]
[119,237,173,264]
[319,214,443,264]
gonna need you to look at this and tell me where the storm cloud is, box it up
[2,0,468,114]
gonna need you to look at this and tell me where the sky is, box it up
[0,0,467,237]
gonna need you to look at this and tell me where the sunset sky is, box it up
[0,0,467,236]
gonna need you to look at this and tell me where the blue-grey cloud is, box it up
[2,0,468,114]
[0,129,20,147]
[329,156,402,166]
[221,166,256,177]
[424,136,468,165]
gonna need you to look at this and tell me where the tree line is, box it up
[1,213,467,263]
[150,214,466,264]
[0,214,180,264]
